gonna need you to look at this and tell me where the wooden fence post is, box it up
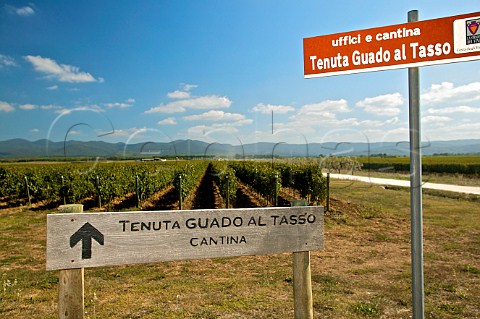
[291,200,313,319]
[226,175,230,208]
[57,204,85,319]
[95,176,101,208]
[61,175,67,205]
[178,175,183,210]
[326,173,330,212]
[135,175,140,208]
[24,176,32,206]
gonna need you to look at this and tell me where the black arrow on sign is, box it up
[70,222,104,259]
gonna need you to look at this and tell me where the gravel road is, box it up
[327,173,480,195]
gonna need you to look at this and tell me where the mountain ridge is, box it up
[0,138,479,159]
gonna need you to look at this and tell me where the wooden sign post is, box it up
[291,200,313,319]
[47,206,323,270]
[56,204,85,319]
[47,206,324,318]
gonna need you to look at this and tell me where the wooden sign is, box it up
[304,11,480,78]
[46,206,324,270]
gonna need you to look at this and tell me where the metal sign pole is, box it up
[304,9,480,319]
[408,10,425,319]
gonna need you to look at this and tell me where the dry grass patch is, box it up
[1,180,479,318]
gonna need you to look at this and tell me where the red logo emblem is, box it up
[468,20,479,35]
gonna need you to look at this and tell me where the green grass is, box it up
[352,301,380,317]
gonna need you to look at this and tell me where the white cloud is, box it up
[427,105,480,115]
[167,90,191,99]
[289,116,359,131]
[231,118,253,126]
[186,116,253,140]
[421,81,480,105]
[183,110,246,122]
[187,124,240,138]
[146,95,232,114]
[104,98,135,109]
[289,99,351,124]
[30,128,40,133]
[47,85,58,90]
[252,103,295,114]
[422,116,452,124]
[147,84,231,114]
[356,93,403,116]
[299,99,351,114]
[178,95,232,110]
[282,99,359,136]
[359,117,399,127]
[0,54,17,68]
[158,117,177,125]
[182,84,198,91]
[145,103,186,114]
[15,5,35,16]
[41,104,62,110]
[54,105,105,115]
[421,121,480,140]
[15,103,62,111]
[53,108,71,115]
[5,5,36,16]
[378,127,410,142]
[24,55,102,83]
[19,104,38,110]
[166,84,198,99]
[0,101,15,112]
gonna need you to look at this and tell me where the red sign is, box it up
[304,12,480,78]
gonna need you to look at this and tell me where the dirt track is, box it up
[328,173,480,195]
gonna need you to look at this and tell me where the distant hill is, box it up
[0,138,479,159]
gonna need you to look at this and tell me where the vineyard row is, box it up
[356,155,480,175]
[0,160,327,209]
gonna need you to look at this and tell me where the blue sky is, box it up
[1,1,480,149]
